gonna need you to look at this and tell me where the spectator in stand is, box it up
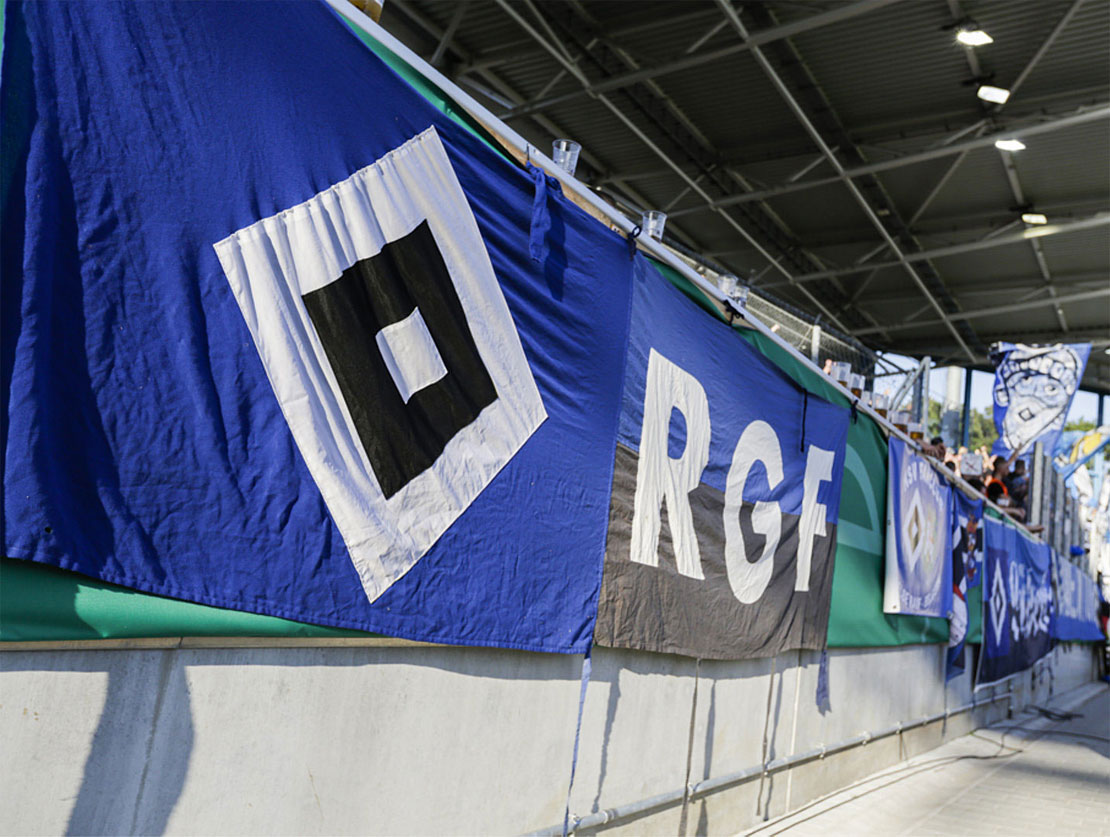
[985,455,1009,497]
[1006,459,1029,512]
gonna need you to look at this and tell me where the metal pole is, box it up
[961,367,973,449]
[941,366,962,448]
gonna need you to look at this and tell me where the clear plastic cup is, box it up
[551,139,581,176]
[872,393,890,417]
[908,421,925,440]
[642,210,667,241]
[829,361,851,385]
[717,273,738,298]
[849,373,865,397]
[892,411,910,432]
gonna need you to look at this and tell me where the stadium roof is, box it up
[374,0,1110,393]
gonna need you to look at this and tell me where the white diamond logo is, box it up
[990,558,1007,642]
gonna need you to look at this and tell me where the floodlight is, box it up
[956,25,993,46]
[1021,212,1048,225]
[994,138,1026,152]
[976,84,1010,104]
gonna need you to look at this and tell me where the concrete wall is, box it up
[0,640,1096,836]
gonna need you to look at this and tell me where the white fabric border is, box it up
[214,127,546,602]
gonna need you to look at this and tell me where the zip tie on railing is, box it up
[625,224,641,261]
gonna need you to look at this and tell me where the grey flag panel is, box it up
[595,445,837,659]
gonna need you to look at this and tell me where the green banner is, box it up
[0,558,363,641]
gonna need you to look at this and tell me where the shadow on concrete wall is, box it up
[65,653,194,835]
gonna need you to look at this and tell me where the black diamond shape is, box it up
[302,220,497,499]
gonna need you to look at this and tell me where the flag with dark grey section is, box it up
[594,259,849,660]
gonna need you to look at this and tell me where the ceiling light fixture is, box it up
[956,24,993,46]
[994,138,1026,152]
[976,84,1010,104]
[1021,212,1048,225]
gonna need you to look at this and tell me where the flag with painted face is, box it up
[884,438,953,618]
[593,258,850,660]
[946,491,983,680]
[990,342,1090,458]
[2,1,633,652]
[979,516,1053,686]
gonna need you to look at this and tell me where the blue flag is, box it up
[990,342,1090,458]
[979,517,1053,686]
[884,438,953,618]
[1052,551,1104,642]
[594,258,849,659]
[2,1,633,652]
[946,491,983,681]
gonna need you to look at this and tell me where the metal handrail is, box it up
[525,693,1011,836]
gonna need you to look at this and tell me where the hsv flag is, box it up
[946,491,983,681]
[884,439,953,618]
[2,1,633,652]
[979,517,1053,686]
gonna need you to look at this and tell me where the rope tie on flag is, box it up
[625,224,642,260]
[677,658,702,836]
[527,162,552,264]
[562,645,593,837]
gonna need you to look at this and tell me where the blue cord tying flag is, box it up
[528,163,552,264]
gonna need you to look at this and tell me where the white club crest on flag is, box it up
[989,555,1007,643]
[214,127,546,602]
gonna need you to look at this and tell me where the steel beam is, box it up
[667,105,1110,216]
[501,0,901,120]
[429,1,468,68]
[851,288,1110,336]
[771,214,1110,283]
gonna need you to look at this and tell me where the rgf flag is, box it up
[594,259,849,659]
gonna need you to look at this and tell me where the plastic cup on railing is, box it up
[641,210,667,241]
[859,391,873,409]
[829,361,851,386]
[717,273,738,299]
[908,421,925,441]
[733,282,750,308]
[892,411,910,432]
[551,139,581,176]
[872,393,890,417]
[849,373,865,397]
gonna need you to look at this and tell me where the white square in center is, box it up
[375,307,449,404]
